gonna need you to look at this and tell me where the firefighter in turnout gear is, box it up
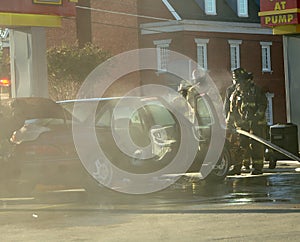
[226,68,267,175]
[223,69,248,170]
[177,68,208,122]
[224,70,239,128]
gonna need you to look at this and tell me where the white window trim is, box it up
[265,92,274,126]
[195,38,209,70]
[204,0,216,15]
[153,39,172,72]
[228,40,242,71]
[161,0,182,21]
[237,0,248,17]
[260,41,272,73]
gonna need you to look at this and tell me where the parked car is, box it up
[1,94,231,195]
[0,97,85,195]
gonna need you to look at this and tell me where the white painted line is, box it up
[48,188,86,193]
[0,197,35,201]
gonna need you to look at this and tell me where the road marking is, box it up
[48,188,86,193]
[0,197,35,202]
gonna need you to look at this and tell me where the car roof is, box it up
[56,96,161,104]
[0,97,70,135]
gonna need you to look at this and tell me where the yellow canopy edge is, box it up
[273,24,300,35]
[0,12,61,27]
[259,8,300,17]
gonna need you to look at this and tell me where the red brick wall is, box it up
[90,0,139,55]
[46,17,77,48]
[47,0,139,54]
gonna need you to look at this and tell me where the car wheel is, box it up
[206,148,230,182]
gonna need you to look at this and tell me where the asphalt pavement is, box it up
[1,202,300,241]
[1,160,300,241]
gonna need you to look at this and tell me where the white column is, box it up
[10,27,48,98]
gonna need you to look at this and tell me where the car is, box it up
[2,94,231,195]
[58,95,231,182]
[0,97,87,195]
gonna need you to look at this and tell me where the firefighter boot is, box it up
[251,160,263,175]
[242,159,251,171]
[228,163,242,175]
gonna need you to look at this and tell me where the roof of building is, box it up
[167,0,260,23]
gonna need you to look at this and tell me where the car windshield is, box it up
[143,101,176,126]
[24,118,68,126]
[58,98,176,127]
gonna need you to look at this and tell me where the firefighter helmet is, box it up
[177,80,192,98]
[192,67,206,84]
[178,80,191,92]
[232,67,250,82]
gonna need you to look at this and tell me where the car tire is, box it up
[206,147,230,182]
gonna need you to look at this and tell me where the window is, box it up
[153,39,172,72]
[228,40,242,71]
[204,0,216,15]
[265,92,274,126]
[237,0,248,17]
[195,38,209,70]
[146,104,176,126]
[260,42,272,72]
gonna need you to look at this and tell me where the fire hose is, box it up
[236,129,300,162]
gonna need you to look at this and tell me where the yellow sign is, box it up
[263,13,296,26]
[33,0,62,5]
[259,0,300,27]
[0,13,61,27]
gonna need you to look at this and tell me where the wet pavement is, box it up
[1,161,300,241]
[1,160,300,207]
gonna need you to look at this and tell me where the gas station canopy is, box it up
[0,0,77,27]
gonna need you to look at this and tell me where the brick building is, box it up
[138,0,286,124]
[46,0,286,124]
[47,0,139,54]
